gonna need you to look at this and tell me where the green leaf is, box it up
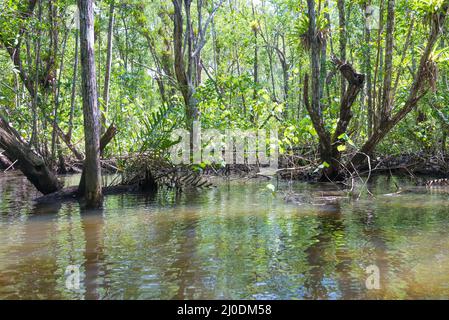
[337,145,346,152]
[338,133,347,140]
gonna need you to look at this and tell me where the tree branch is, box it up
[192,0,225,58]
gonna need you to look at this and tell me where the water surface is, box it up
[1,172,449,299]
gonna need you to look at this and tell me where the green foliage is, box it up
[0,0,448,168]
[412,0,447,14]
[136,103,183,156]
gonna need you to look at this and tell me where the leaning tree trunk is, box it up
[0,149,12,170]
[78,0,103,208]
[0,116,61,194]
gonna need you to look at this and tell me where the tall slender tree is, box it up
[78,0,103,208]
[101,0,115,134]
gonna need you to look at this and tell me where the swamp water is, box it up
[1,172,449,299]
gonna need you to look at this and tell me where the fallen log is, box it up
[0,116,62,194]
[35,184,144,203]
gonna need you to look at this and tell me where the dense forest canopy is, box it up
[0,0,449,205]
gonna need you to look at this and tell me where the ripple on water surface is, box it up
[1,173,449,299]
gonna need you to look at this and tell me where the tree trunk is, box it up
[0,150,13,170]
[68,29,79,141]
[78,0,103,208]
[304,0,365,180]
[279,35,289,105]
[372,0,385,130]
[0,116,61,194]
[171,0,223,129]
[252,0,259,108]
[337,0,347,98]
[305,0,332,176]
[101,1,115,134]
[350,3,449,168]
[30,0,42,148]
[364,1,374,137]
[172,0,194,127]
[381,0,395,121]
[77,123,117,196]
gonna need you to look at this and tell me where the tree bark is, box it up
[78,0,103,208]
[172,0,196,127]
[0,150,13,170]
[305,0,331,177]
[0,116,61,194]
[304,0,365,180]
[101,1,115,134]
[68,29,79,141]
[350,3,449,168]
[172,0,224,129]
[363,1,374,137]
[380,0,395,121]
[30,0,42,147]
[337,0,347,98]
[252,0,259,108]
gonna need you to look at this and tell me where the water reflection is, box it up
[81,208,106,300]
[1,172,449,299]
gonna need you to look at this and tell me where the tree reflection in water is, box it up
[2,174,449,299]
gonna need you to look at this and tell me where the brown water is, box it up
[1,172,449,300]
